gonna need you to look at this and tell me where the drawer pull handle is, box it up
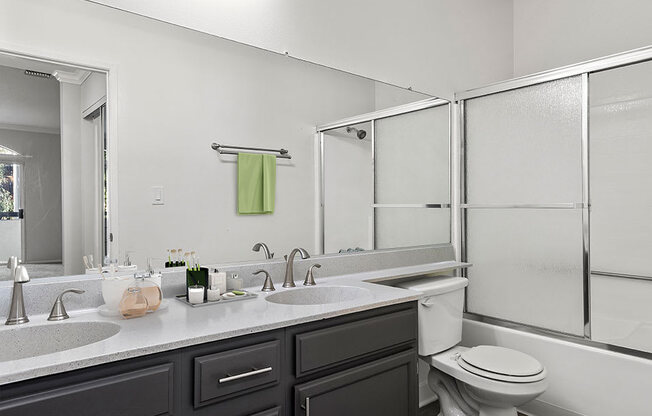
[301,397,311,415]
[218,366,272,383]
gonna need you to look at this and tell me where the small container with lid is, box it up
[119,287,149,319]
[131,273,162,312]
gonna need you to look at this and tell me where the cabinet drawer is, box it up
[294,349,417,416]
[0,363,174,416]
[295,308,416,376]
[194,340,280,407]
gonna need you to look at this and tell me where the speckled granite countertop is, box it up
[0,262,454,385]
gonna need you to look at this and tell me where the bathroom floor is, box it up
[418,402,440,415]
[418,402,527,416]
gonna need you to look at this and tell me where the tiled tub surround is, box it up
[0,244,462,385]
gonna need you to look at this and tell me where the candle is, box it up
[188,285,205,304]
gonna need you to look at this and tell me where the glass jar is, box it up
[119,287,148,319]
[131,273,162,312]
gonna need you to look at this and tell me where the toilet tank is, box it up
[397,276,468,356]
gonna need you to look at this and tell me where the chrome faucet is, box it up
[252,242,274,259]
[5,257,30,325]
[48,289,86,321]
[283,248,310,288]
[303,264,321,286]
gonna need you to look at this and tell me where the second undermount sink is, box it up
[265,285,372,306]
[0,321,120,362]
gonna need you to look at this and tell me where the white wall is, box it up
[81,72,106,114]
[0,128,62,263]
[462,319,652,416]
[0,0,392,269]
[59,82,83,275]
[513,0,652,76]
[323,125,373,254]
[0,65,60,132]
[87,0,515,99]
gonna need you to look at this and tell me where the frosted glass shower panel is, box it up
[590,61,652,276]
[375,105,449,204]
[465,77,583,204]
[375,207,449,249]
[465,209,585,335]
[323,125,373,254]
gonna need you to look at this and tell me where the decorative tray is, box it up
[175,290,258,308]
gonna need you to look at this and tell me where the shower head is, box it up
[346,127,367,140]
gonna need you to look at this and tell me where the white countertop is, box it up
[0,262,452,385]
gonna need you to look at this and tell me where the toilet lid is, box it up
[458,346,545,383]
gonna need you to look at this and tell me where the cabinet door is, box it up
[294,349,416,416]
[0,363,174,416]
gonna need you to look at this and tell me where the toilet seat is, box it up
[457,345,545,383]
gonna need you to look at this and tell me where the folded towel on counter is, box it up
[237,153,276,215]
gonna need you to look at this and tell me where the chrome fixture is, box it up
[253,269,275,292]
[48,289,86,321]
[5,257,30,325]
[211,143,292,159]
[303,264,321,286]
[346,126,367,140]
[283,248,310,288]
[252,242,274,259]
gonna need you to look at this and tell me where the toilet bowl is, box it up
[428,345,547,416]
[396,277,548,416]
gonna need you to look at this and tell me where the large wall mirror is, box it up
[0,4,450,280]
[0,53,107,280]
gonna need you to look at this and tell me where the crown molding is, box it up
[52,69,91,85]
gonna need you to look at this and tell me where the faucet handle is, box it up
[303,264,321,286]
[48,289,85,321]
[13,265,29,283]
[253,270,275,292]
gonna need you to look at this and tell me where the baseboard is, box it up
[519,399,586,416]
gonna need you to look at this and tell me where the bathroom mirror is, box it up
[0,53,108,280]
[0,2,449,279]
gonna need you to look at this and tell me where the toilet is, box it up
[397,277,547,416]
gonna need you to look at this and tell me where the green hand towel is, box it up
[238,153,276,215]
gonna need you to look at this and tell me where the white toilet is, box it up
[398,277,547,416]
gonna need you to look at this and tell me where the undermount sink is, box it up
[0,321,120,362]
[265,285,372,305]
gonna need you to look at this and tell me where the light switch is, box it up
[152,186,164,205]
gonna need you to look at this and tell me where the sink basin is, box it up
[0,321,120,362]
[265,286,372,305]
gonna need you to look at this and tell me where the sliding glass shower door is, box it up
[463,77,586,336]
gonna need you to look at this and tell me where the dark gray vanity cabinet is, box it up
[0,350,181,416]
[181,329,285,416]
[294,350,416,416]
[0,302,417,416]
[286,302,418,416]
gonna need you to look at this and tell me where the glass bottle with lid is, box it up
[119,287,148,319]
[131,272,162,312]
